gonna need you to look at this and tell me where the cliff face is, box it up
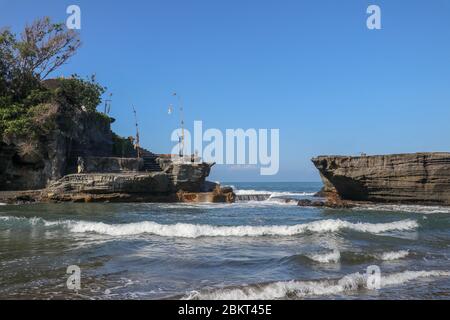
[0,105,113,191]
[44,172,173,202]
[312,153,450,205]
[157,157,212,192]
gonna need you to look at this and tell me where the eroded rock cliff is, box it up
[0,104,114,191]
[36,160,235,203]
[312,153,450,205]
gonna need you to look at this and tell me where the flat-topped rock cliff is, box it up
[22,161,235,204]
[312,153,450,205]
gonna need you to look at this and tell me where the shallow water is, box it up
[0,182,449,299]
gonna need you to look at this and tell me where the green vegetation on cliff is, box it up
[0,17,111,138]
[0,17,140,191]
[0,75,108,137]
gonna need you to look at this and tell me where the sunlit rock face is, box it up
[312,153,450,205]
[40,163,234,204]
[0,105,113,191]
[156,157,213,192]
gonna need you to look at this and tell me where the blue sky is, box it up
[2,0,450,181]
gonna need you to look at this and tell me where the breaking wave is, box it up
[301,249,409,264]
[307,249,341,263]
[183,270,450,300]
[60,218,417,237]
[378,250,410,261]
[0,216,419,238]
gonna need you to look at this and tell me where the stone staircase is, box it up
[139,148,162,172]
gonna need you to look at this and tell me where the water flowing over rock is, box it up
[236,194,271,201]
[312,153,450,205]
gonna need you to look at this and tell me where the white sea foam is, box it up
[380,270,449,286]
[184,270,450,300]
[234,189,315,197]
[357,204,450,215]
[0,215,419,238]
[0,203,7,206]
[234,189,272,195]
[64,218,418,238]
[378,250,410,261]
[0,215,45,225]
[307,249,341,263]
[248,198,300,207]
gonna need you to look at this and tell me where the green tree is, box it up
[55,75,106,113]
[0,17,81,102]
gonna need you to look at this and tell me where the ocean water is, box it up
[0,182,449,300]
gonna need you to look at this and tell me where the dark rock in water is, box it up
[297,199,326,207]
[297,199,312,206]
[312,153,450,205]
[220,186,234,194]
[178,185,235,203]
[313,187,326,198]
[0,190,43,204]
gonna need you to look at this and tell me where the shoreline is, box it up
[3,187,450,209]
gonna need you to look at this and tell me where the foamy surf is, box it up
[234,188,318,206]
[378,250,410,261]
[356,204,450,215]
[307,249,341,263]
[0,216,419,237]
[65,218,418,237]
[183,270,450,300]
[305,249,409,264]
[0,215,47,225]
[241,198,300,207]
[234,189,316,197]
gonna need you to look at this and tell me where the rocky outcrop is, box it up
[178,186,236,203]
[43,172,173,202]
[0,105,114,191]
[46,172,171,195]
[156,157,213,192]
[39,161,235,203]
[312,153,450,205]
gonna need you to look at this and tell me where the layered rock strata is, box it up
[312,153,450,205]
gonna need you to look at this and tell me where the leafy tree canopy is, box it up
[0,17,108,137]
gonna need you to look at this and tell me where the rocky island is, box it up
[0,84,234,204]
[0,18,234,204]
[312,153,450,206]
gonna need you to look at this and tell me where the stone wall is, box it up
[80,157,143,173]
